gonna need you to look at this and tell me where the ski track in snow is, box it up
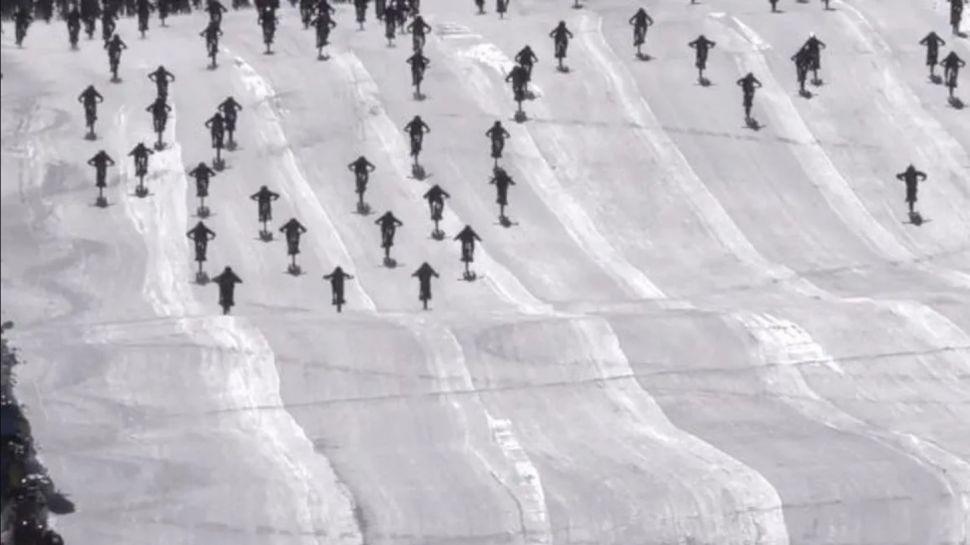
[109,84,363,545]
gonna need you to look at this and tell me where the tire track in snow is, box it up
[110,84,363,544]
[227,50,377,313]
[718,14,970,291]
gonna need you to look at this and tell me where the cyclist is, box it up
[404,115,431,162]
[736,72,762,122]
[88,150,115,204]
[105,34,128,81]
[941,51,965,99]
[514,45,538,82]
[895,164,927,215]
[489,166,515,220]
[407,15,432,51]
[423,183,450,237]
[629,8,654,58]
[486,120,511,164]
[148,65,175,100]
[250,185,281,226]
[259,6,278,53]
[375,211,403,261]
[212,266,242,314]
[688,34,716,83]
[412,262,439,310]
[13,6,33,47]
[549,21,573,71]
[407,50,430,97]
[219,96,243,147]
[312,9,337,57]
[348,155,376,209]
[186,221,217,268]
[146,97,172,148]
[136,0,154,38]
[79,84,104,137]
[279,218,308,271]
[66,6,82,49]
[919,32,947,80]
[323,267,355,311]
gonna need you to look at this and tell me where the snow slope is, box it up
[1,0,968,544]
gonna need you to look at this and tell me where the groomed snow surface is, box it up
[1,0,969,543]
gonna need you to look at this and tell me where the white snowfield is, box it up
[1,0,968,543]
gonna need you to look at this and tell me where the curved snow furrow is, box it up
[112,90,363,544]
[734,311,970,545]
[719,16,970,291]
[403,320,553,545]
[577,14,826,300]
[227,50,377,312]
[433,30,667,301]
[330,49,552,315]
[566,318,791,545]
